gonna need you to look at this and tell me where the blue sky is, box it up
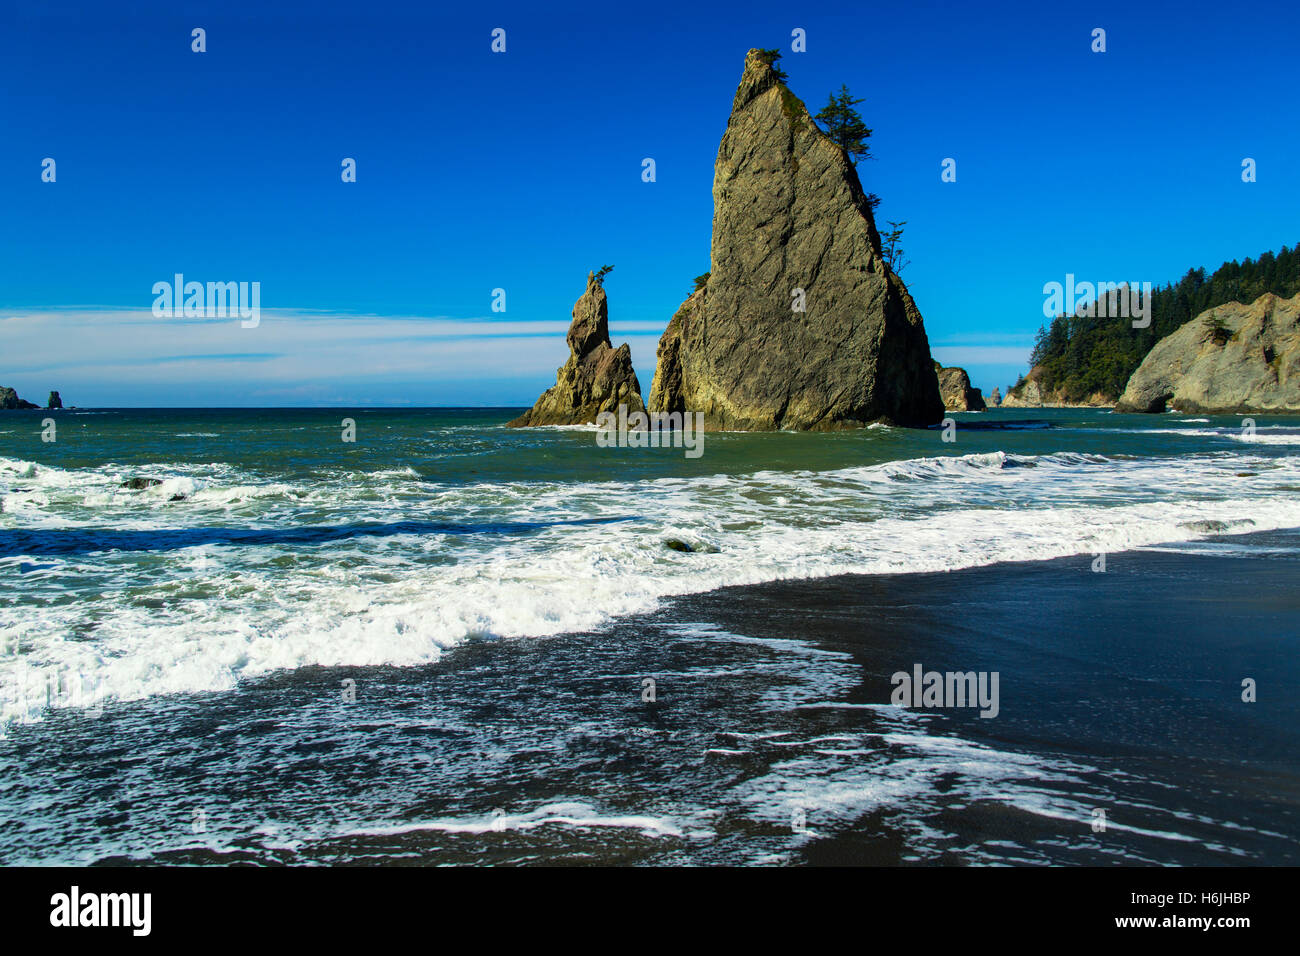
[2,0,1297,406]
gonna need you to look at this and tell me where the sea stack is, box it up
[47,391,63,410]
[1115,292,1300,413]
[508,271,646,426]
[935,363,987,411]
[989,386,1002,407]
[648,49,943,430]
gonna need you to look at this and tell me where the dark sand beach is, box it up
[4,526,1296,866]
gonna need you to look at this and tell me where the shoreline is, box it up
[651,526,1300,864]
[5,526,1297,865]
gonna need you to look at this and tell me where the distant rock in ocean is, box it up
[47,391,63,409]
[0,386,39,410]
[1116,292,1300,413]
[508,271,645,427]
[935,363,986,411]
[648,49,943,430]
[989,386,1002,407]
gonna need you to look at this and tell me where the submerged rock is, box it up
[662,537,719,554]
[1180,518,1253,533]
[1116,292,1300,414]
[509,272,645,426]
[648,49,943,430]
[121,477,163,490]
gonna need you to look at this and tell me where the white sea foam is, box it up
[1092,425,1300,445]
[3,448,1300,725]
[337,801,704,840]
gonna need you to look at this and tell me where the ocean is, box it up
[1,407,1298,865]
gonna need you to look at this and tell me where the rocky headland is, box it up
[1115,292,1300,413]
[1000,368,1112,408]
[0,386,40,410]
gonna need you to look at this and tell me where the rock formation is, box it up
[1115,292,1300,413]
[121,477,163,490]
[1000,374,1042,407]
[989,386,1001,407]
[47,391,63,409]
[647,50,943,430]
[1001,368,1111,408]
[0,387,39,410]
[508,272,645,426]
[935,362,986,411]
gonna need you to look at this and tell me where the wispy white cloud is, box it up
[2,309,1029,406]
[1,309,666,397]
[930,345,1032,365]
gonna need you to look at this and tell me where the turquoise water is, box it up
[9,406,1299,483]
[1,406,1298,864]
[4,405,1300,718]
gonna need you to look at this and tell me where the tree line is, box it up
[1023,245,1300,401]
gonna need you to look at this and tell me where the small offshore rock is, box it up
[121,477,163,490]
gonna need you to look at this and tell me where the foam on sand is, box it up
[3,448,1300,725]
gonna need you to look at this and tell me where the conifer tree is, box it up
[755,48,788,81]
[814,85,872,165]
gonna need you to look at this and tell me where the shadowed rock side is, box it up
[935,362,986,411]
[648,49,943,430]
[1115,292,1300,414]
[508,272,645,426]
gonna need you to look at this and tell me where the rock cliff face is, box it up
[999,374,1043,407]
[508,272,646,426]
[1115,292,1300,413]
[1001,368,1111,408]
[647,50,943,430]
[935,363,986,411]
[0,387,39,410]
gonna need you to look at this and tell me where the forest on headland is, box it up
[1017,244,1300,402]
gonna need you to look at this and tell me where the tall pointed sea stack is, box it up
[508,271,645,426]
[649,50,943,429]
